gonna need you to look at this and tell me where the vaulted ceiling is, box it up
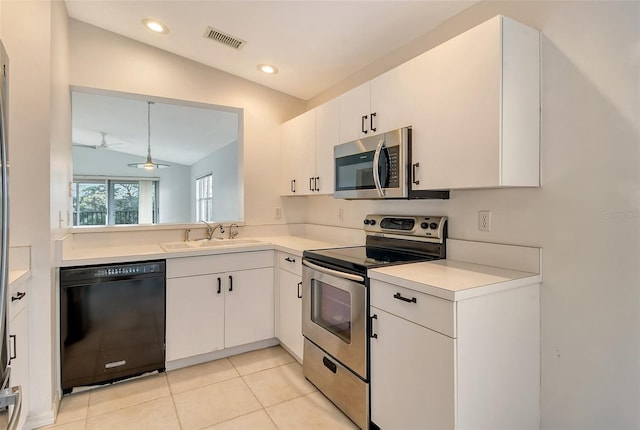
[66,1,477,164]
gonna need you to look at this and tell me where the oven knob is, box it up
[420,222,428,229]
[429,222,438,230]
[364,219,370,225]
[369,219,376,226]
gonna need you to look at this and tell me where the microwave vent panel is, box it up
[203,26,246,50]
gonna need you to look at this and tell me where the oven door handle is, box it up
[372,137,385,198]
[302,260,365,283]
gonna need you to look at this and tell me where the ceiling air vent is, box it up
[203,26,246,50]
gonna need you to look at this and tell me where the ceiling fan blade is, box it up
[72,142,99,149]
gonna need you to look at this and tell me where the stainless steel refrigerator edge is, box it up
[0,40,21,430]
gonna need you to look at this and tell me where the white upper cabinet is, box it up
[280,99,339,196]
[339,60,413,143]
[338,81,370,142]
[281,109,315,196]
[370,61,414,137]
[411,15,540,190]
[314,98,339,194]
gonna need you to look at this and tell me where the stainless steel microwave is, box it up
[333,127,449,200]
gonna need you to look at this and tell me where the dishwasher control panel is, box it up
[60,260,165,284]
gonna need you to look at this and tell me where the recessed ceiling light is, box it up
[142,18,169,34]
[257,64,278,75]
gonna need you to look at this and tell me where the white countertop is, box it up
[369,259,542,301]
[59,235,342,267]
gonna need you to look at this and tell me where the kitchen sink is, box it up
[160,242,194,251]
[160,238,263,252]
[195,238,262,247]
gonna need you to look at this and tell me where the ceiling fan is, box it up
[73,131,123,150]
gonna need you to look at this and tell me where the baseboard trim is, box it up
[166,338,279,371]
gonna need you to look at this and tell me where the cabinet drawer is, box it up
[370,279,455,338]
[167,250,274,278]
[278,252,302,276]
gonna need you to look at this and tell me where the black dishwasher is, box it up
[60,260,166,394]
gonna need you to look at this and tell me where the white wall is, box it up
[190,141,241,222]
[68,19,307,227]
[307,2,640,429]
[72,146,191,223]
[0,0,70,425]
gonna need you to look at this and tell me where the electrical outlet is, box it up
[274,207,282,220]
[478,210,491,231]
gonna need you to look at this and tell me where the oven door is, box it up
[302,260,367,378]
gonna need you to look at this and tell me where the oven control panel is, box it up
[363,214,447,240]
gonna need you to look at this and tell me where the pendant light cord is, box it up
[147,101,153,159]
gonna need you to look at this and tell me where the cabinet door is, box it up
[225,267,275,348]
[9,308,29,430]
[413,18,501,190]
[277,269,303,361]
[412,16,539,190]
[370,307,455,429]
[166,274,224,361]
[338,81,371,143]
[370,60,413,135]
[314,98,339,195]
[280,110,315,196]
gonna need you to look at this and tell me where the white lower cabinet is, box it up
[224,267,275,348]
[370,308,454,429]
[166,273,224,360]
[9,278,29,430]
[275,252,303,361]
[166,251,274,362]
[370,278,540,430]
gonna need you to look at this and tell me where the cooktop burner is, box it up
[303,214,448,276]
[304,245,436,270]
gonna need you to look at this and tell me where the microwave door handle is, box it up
[372,137,385,198]
[302,260,365,283]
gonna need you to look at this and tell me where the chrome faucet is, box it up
[228,224,239,239]
[201,220,225,240]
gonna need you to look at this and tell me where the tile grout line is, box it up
[236,368,286,430]
[57,348,301,429]
[164,372,186,430]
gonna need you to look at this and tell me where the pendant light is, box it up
[128,101,169,169]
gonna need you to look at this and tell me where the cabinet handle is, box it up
[285,257,295,263]
[217,277,221,294]
[9,334,16,362]
[393,292,417,303]
[290,179,296,193]
[369,313,378,339]
[412,162,420,185]
[297,281,302,299]
[309,177,314,191]
[315,177,320,192]
[228,275,233,292]
[11,291,26,302]
[361,115,368,134]
[370,112,377,132]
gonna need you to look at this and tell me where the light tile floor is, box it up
[40,346,358,430]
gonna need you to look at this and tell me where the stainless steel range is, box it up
[301,214,447,429]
